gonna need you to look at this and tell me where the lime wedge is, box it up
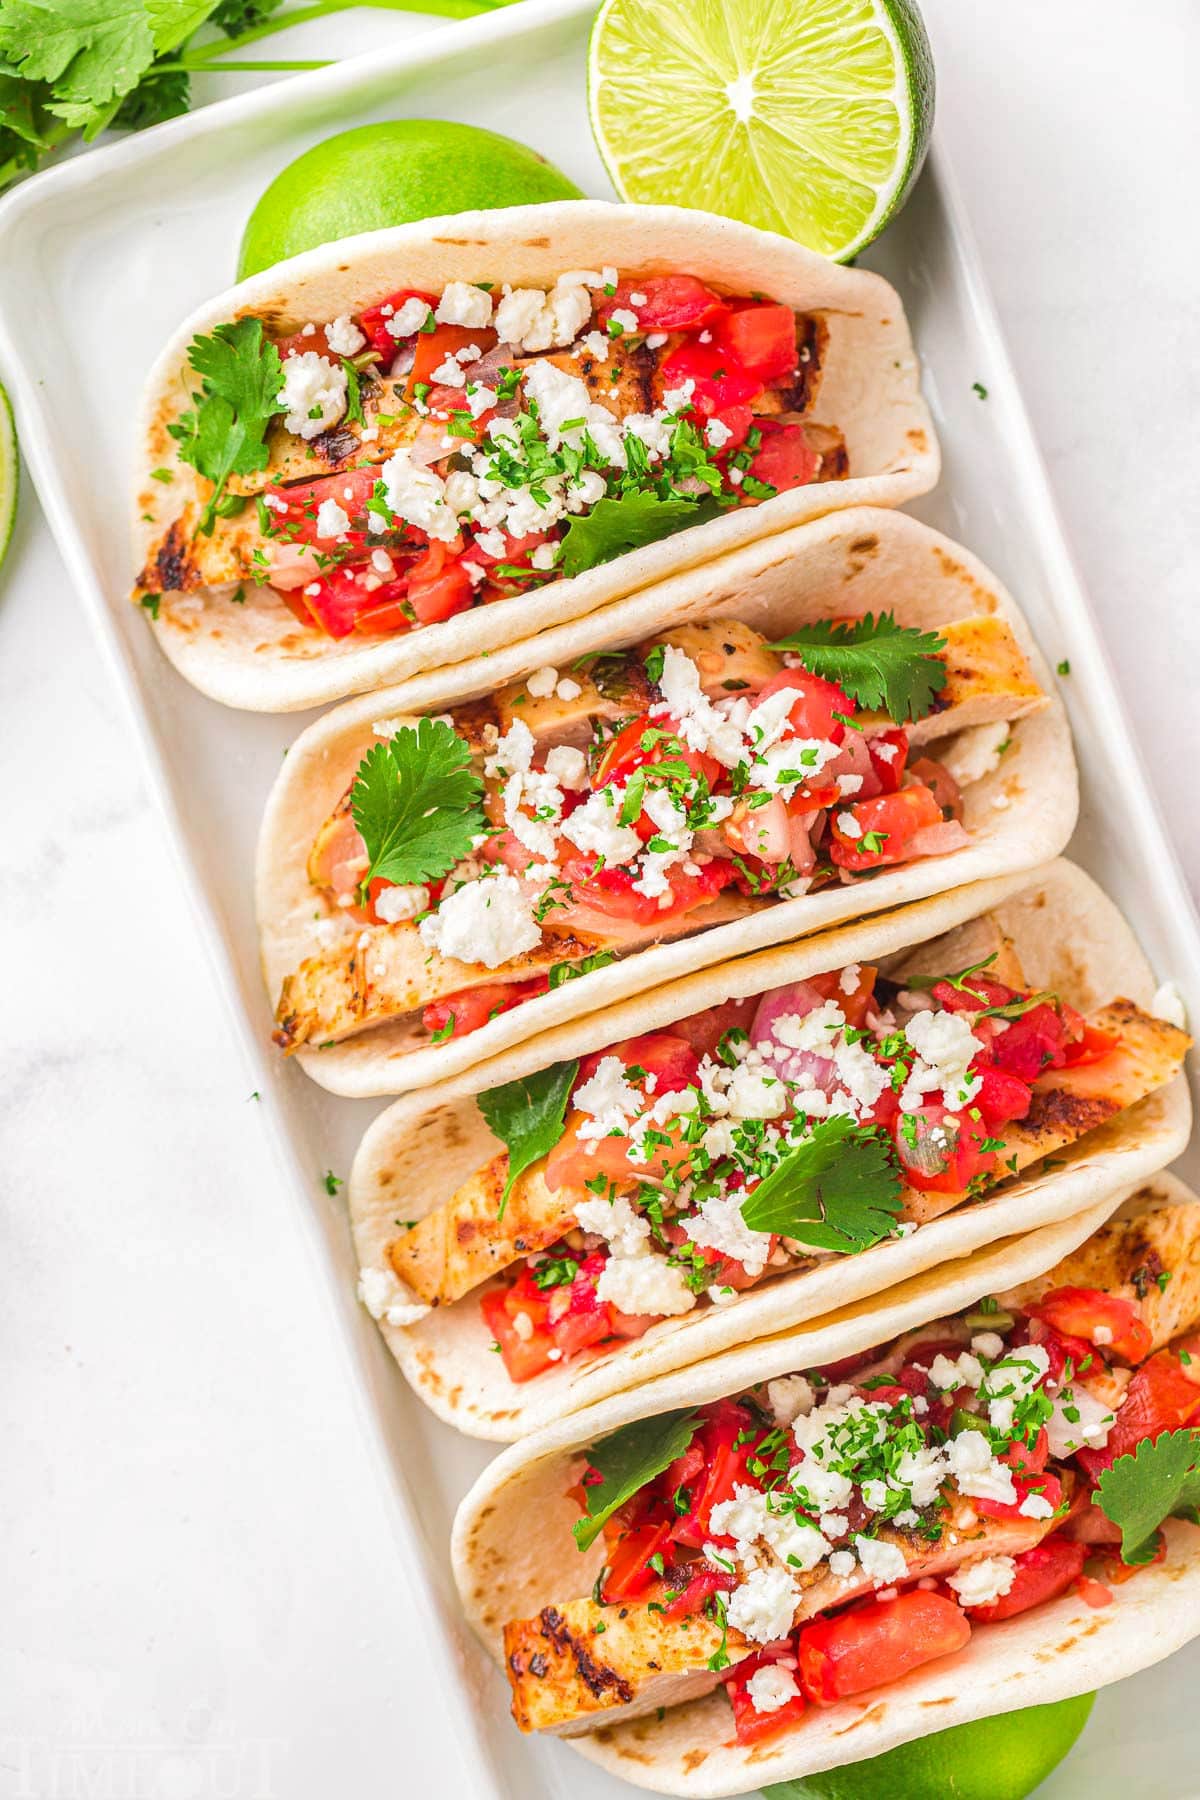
[0,381,16,573]
[588,0,935,261]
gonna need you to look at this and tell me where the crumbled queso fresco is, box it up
[407,638,878,970]
[550,986,995,1315]
[703,1325,1115,1675]
[270,269,738,551]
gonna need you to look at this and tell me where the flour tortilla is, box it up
[134,200,938,713]
[257,506,1076,1100]
[348,859,1191,1440]
[449,1173,1200,1795]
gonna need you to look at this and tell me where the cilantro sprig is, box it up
[768,612,949,723]
[559,489,720,578]
[167,318,284,533]
[1095,1428,1200,1565]
[350,718,485,896]
[477,1059,579,1213]
[573,1410,702,1551]
[739,1115,904,1252]
[0,0,506,193]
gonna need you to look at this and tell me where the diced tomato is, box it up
[975,1468,1064,1523]
[726,1659,807,1745]
[480,1286,557,1383]
[285,565,384,639]
[660,340,762,417]
[599,275,728,333]
[666,998,759,1059]
[1061,1024,1122,1068]
[714,304,798,384]
[746,419,821,494]
[1075,1574,1115,1607]
[1026,1287,1152,1364]
[971,1064,1034,1129]
[797,1592,971,1703]
[421,975,550,1040]
[274,324,335,361]
[891,1100,995,1195]
[987,1004,1076,1083]
[829,784,945,872]
[753,667,853,744]
[965,1537,1087,1623]
[602,1521,674,1602]
[358,288,438,358]
[1077,1350,1200,1478]
[575,1032,701,1098]
[407,560,474,625]
[868,728,909,792]
[558,853,739,932]
[710,404,755,451]
[408,322,498,394]
[466,526,556,580]
[907,755,963,821]
[262,466,382,551]
[594,709,723,795]
[671,1403,762,1547]
[665,1563,735,1621]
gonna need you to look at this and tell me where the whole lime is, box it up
[238,119,584,278]
[763,1693,1095,1800]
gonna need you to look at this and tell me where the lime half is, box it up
[588,0,935,261]
[763,1692,1095,1800]
[0,381,16,573]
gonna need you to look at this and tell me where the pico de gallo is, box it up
[370,945,1188,1380]
[502,1198,1200,1738]
[273,607,1047,1055]
[136,268,847,631]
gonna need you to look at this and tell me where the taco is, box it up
[258,507,1075,1099]
[348,860,1190,1439]
[132,201,937,712]
[451,1174,1200,1793]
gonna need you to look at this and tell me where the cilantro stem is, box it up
[177,0,494,60]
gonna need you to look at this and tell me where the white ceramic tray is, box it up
[2,1,1198,1792]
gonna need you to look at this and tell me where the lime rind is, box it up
[0,381,16,574]
[587,0,934,261]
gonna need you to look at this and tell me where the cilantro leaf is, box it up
[0,0,153,109]
[768,612,949,723]
[573,1409,702,1551]
[350,719,485,893]
[1095,1428,1200,1565]
[167,318,283,533]
[558,490,717,579]
[739,1115,904,1253]
[112,65,189,129]
[478,1059,579,1211]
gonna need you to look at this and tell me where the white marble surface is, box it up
[2,2,1198,1795]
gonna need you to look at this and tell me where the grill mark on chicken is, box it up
[143,517,200,595]
[536,1607,634,1705]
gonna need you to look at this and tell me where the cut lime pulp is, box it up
[0,381,16,574]
[588,0,935,260]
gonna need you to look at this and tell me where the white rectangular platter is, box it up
[2,0,1198,1792]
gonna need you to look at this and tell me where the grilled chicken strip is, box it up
[504,1500,1062,1736]
[1003,1195,1200,1356]
[387,999,1189,1307]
